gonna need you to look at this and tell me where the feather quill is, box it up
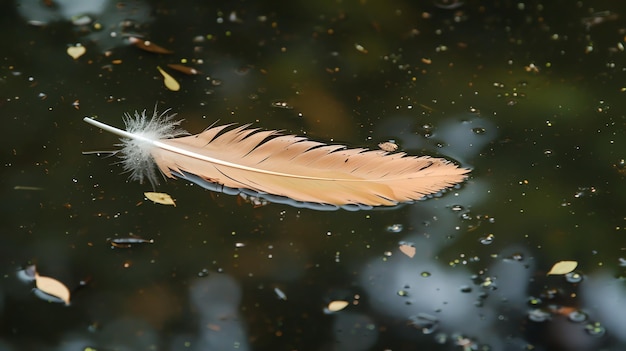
[84,109,469,210]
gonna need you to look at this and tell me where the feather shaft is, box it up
[85,117,349,181]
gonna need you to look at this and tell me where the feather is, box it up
[84,109,470,210]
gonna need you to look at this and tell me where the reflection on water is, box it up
[1,0,625,350]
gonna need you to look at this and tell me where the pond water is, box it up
[1,0,625,350]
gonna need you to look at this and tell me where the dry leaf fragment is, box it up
[167,63,201,75]
[378,141,398,152]
[399,244,416,258]
[144,191,176,206]
[35,274,71,305]
[156,66,180,91]
[108,236,154,248]
[128,37,173,54]
[67,45,86,59]
[327,300,349,312]
[547,260,578,275]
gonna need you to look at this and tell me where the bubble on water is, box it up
[386,224,404,233]
[479,233,495,245]
[565,271,583,283]
[568,310,588,323]
[584,322,606,337]
[528,309,551,322]
[408,313,439,334]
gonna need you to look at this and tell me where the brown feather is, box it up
[152,126,469,207]
[84,114,470,209]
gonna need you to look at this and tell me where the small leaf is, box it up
[547,260,578,275]
[35,274,71,305]
[399,244,416,258]
[167,63,201,75]
[144,192,176,206]
[327,300,349,312]
[157,66,180,91]
[129,37,173,54]
[67,45,86,59]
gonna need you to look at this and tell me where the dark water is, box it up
[1,0,625,350]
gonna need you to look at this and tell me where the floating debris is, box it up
[399,243,416,258]
[156,67,180,92]
[547,261,578,275]
[35,274,71,305]
[128,37,173,54]
[167,63,201,75]
[145,191,176,206]
[13,185,43,191]
[326,300,349,313]
[270,101,293,109]
[67,44,86,59]
[378,141,398,152]
[107,236,154,249]
[274,287,287,300]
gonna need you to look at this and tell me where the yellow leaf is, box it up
[327,300,349,312]
[157,66,180,91]
[399,244,416,258]
[144,192,176,206]
[35,274,71,305]
[547,260,578,275]
[67,45,86,59]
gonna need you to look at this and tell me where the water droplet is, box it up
[479,233,495,245]
[509,252,524,261]
[397,289,409,297]
[584,322,606,337]
[211,79,222,86]
[197,268,209,277]
[472,127,486,135]
[528,309,551,322]
[543,149,553,156]
[459,285,472,293]
[450,204,464,211]
[568,310,588,323]
[386,224,404,233]
[271,101,293,109]
[421,271,431,277]
[565,271,583,283]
